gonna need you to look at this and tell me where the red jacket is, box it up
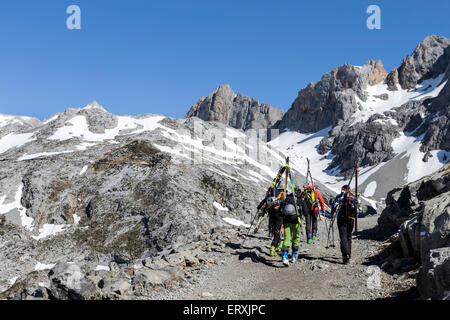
[301,187,325,212]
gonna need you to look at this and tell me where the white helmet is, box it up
[266,196,279,207]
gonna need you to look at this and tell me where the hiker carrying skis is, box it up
[256,186,284,256]
[330,185,358,264]
[300,183,325,244]
[280,192,306,266]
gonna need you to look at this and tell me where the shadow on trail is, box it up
[225,242,266,256]
[232,251,285,269]
[225,241,285,269]
[376,286,420,300]
[353,225,390,242]
[298,252,343,265]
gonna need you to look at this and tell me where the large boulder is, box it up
[417,247,450,300]
[378,164,450,299]
[378,164,450,237]
[48,262,100,300]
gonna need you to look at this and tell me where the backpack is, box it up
[338,195,357,218]
[304,187,318,211]
[281,203,296,216]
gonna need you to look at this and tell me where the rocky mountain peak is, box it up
[212,84,235,97]
[81,100,108,113]
[186,84,284,131]
[393,34,450,90]
[361,60,388,85]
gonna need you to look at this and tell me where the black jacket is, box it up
[331,194,358,220]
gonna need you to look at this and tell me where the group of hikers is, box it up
[252,158,359,266]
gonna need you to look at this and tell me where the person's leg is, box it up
[268,214,275,256]
[337,218,349,262]
[346,219,355,259]
[312,210,318,240]
[305,209,312,243]
[291,223,301,261]
[282,223,292,252]
[271,215,283,256]
[276,215,283,252]
[271,215,282,247]
[268,213,274,236]
[282,223,293,266]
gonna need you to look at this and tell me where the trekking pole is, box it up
[247,209,261,237]
[326,202,340,248]
[253,213,266,234]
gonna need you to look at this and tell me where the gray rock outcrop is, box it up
[186,84,284,131]
[48,262,100,300]
[396,35,450,90]
[272,60,387,133]
[378,163,450,299]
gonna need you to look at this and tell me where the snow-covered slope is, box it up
[351,73,447,125]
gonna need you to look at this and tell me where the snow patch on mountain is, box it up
[95,265,110,271]
[391,132,449,184]
[0,185,33,230]
[0,115,38,128]
[0,133,36,155]
[73,214,81,225]
[18,151,74,161]
[34,262,56,271]
[48,115,165,142]
[269,127,344,193]
[352,73,447,125]
[79,166,88,176]
[32,224,68,240]
[364,181,377,197]
[222,217,250,228]
[213,202,229,211]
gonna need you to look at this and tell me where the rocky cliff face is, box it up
[389,35,450,90]
[273,60,388,133]
[378,163,450,299]
[186,84,284,131]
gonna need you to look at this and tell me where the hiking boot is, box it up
[282,251,289,266]
[270,246,276,257]
[277,242,282,252]
[343,255,350,265]
[307,233,312,244]
[312,230,317,240]
[291,250,298,263]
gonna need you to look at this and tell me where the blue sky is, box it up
[0,0,448,120]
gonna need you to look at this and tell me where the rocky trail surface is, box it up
[145,215,419,300]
